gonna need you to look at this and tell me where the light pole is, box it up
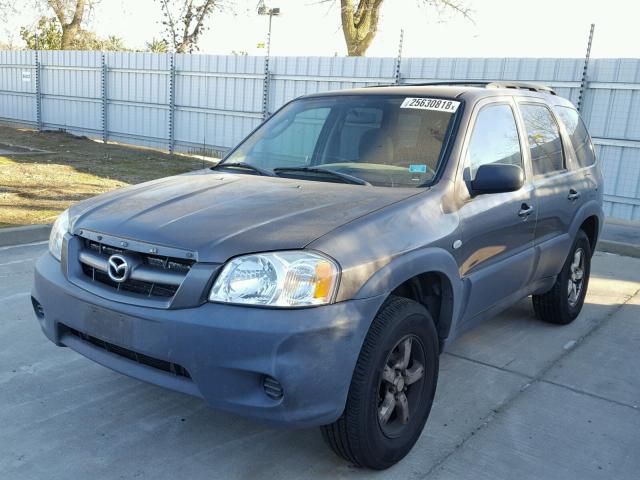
[257,1,280,59]
[258,2,280,119]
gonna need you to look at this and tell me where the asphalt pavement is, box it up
[1,242,639,480]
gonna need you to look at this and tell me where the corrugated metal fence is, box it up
[1,51,639,220]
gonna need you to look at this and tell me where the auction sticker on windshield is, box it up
[401,98,460,112]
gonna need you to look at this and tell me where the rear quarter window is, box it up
[554,106,596,168]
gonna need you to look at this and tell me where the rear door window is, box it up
[555,106,596,168]
[520,103,565,176]
[467,104,523,179]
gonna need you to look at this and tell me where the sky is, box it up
[2,0,639,58]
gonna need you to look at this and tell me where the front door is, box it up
[455,99,537,323]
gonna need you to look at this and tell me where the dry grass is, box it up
[0,125,215,228]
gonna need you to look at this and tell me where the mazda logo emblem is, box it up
[107,254,130,283]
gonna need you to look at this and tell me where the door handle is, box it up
[568,189,581,201]
[518,203,534,218]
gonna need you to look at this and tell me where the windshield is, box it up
[220,95,460,188]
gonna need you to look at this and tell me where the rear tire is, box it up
[320,296,439,470]
[532,229,591,325]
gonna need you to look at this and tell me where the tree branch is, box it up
[157,0,221,53]
[186,0,216,42]
[48,0,68,26]
[68,0,85,29]
[340,0,356,44]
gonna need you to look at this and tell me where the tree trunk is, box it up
[60,24,79,49]
[175,42,190,53]
[340,0,383,57]
[50,0,86,50]
[345,34,375,56]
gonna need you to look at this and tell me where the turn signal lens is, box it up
[313,260,335,301]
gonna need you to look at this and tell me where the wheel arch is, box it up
[389,271,455,349]
[579,215,599,254]
[352,247,463,347]
[568,200,604,257]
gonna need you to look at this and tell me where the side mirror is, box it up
[471,163,524,195]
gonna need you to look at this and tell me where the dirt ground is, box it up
[0,125,213,228]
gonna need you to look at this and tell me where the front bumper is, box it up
[32,253,386,427]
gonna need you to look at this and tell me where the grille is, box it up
[80,239,194,299]
[64,325,191,379]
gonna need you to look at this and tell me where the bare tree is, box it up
[157,0,224,53]
[322,0,473,56]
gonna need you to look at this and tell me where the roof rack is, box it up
[393,81,557,96]
[403,81,491,87]
[486,81,557,95]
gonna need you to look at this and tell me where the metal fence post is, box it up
[101,52,108,143]
[34,49,42,131]
[577,23,595,113]
[394,29,404,85]
[168,53,176,154]
[262,22,272,120]
[262,70,271,120]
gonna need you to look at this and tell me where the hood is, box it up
[70,170,419,263]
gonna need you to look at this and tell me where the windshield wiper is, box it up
[273,167,371,186]
[212,162,275,176]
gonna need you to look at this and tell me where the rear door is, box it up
[456,98,537,322]
[554,104,601,210]
[515,100,584,280]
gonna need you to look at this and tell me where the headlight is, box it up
[209,251,339,307]
[48,209,70,261]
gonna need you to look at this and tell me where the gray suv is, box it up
[32,82,603,469]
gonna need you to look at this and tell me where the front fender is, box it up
[351,247,464,340]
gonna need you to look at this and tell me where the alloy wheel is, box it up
[377,335,426,438]
[568,247,585,307]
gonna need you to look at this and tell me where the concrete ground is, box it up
[1,243,639,480]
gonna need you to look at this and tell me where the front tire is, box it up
[532,229,592,325]
[320,296,439,469]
